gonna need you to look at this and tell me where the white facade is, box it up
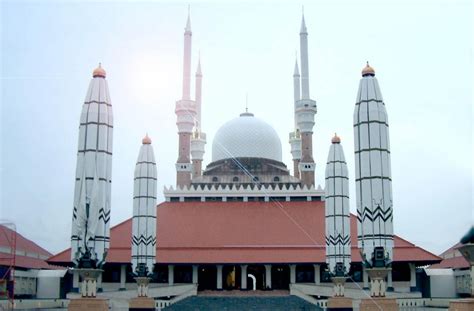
[325,136,351,275]
[353,66,394,263]
[131,136,157,276]
[71,65,113,267]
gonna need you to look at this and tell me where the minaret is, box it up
[175,11,196,187]
[295,13,317,187]
[289,57,301,178]
[354,63,394,298]
[325,134,351,297]
[190,57,206,179]
[70,64,113,298]
[131,135,157,297]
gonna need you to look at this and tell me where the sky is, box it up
[1,0,472,257]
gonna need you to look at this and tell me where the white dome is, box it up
[212,112,282,162]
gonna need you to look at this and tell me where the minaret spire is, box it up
[175,12,197,187]
[289,56,302,179]
[182,8,192,100]
[294,13,317,187]
[190,49,206,179]
[300,11,310,99]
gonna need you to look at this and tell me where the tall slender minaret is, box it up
[289,58,302,178]
[354,63,394,297]
[325,134,351,297]
[131,135,157,297]
[295,13,317,187]
[175,11,196,187]
[190,57,206,178]
[70,64,113,297]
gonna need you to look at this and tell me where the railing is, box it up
[156,299,171,309]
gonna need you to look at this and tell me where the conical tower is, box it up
[325,134,351,297]
[70,64,113,297]
[131,135,157,296]
[354,63,394,297]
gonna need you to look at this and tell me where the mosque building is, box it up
[48,12,440,298]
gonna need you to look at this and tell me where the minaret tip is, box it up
[362,61,375,77]
[92,62,106,78]
[293,56,300,76]
[331,133,341,144]
[185,6,192,32]
[142,133,152,145]
[300,8,307,34]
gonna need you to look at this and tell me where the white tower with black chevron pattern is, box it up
[131,135,157,278]
[71,64,113,269]
[353,63,394,266]
[325,134,351,277]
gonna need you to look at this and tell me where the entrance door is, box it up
[223,265,241,290]
[197,265,217,291]
[272,265,290,290]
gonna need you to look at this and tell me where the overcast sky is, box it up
[1,0,472,256]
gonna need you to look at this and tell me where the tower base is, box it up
[68,297,108,311]
[449,299,474,311]
[359,297,398,311]
[327,297,353,310]
[129,297,155,311]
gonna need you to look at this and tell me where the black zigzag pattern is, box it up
[132,235,157,246]
[357,205,392,222]
[98,208,111,224]
[325,234,350,246]
[73,207,77,219]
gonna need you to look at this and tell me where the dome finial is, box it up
[93,62,106,78]
[142,133,152,144]
[331,133,341,144]
[362,61,375,77]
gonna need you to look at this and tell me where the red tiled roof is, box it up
[0,224,60,270]
[429,255,469,269]
[48,201,441,265]
[0,225,52,258]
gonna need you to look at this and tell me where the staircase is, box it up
[164,295,322,310]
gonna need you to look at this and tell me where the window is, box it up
[273,176,280,182]
[212,176,219,182]
[232,176,239,182]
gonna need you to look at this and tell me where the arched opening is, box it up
[232,176,239,182]
[273,176,280,182]
[212,176,219,182]
[272,265,290,289]
[198,265,217,291]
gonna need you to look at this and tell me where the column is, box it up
[363,266,369,289]
[119,264,126,290]
[264,265,272,290]
[192,265,199,284]
[409,263,417,291]
[72,269,79,292]
[216,265,223,290]
[241,265,248,290]
[387,269,393,291]
[313,264,320,285]
[97,272,103,292]
[168,265,174,286]
[290,264,296,284]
